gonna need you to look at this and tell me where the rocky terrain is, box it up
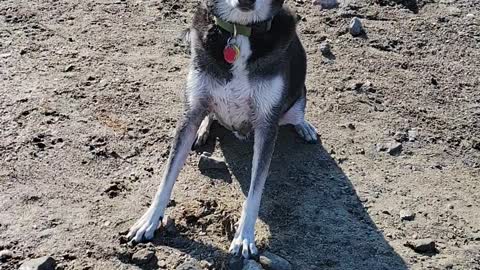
[0,0,479,269]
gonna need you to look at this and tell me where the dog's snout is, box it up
[237,0,255,10]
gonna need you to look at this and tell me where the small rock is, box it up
[446,204,454,210]
[400,209,415,221]
[64,65,75,72]
[158,259,167,268]
[131,249,155,265]
[259,251,292,270]
[347,123,355,130]
[19,256,56,270]
[394,131,408,142]
[319,41,331,56]
[466,13,474,19]
[404,238,438,254]
[387,142,402,156]
[312,0,339,9]
[243,260,264,270]
[0,249,13,262]
[376,143,388,152]
[198,153,228,171]
[408,129,417,142]
[349,17,364,37]
[163,216,177,234]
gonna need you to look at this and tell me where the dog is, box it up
[127,0,318,259]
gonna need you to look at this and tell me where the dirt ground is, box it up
[1,0,479,269]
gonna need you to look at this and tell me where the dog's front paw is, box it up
[229,229,258,259]
[127,207,163,243]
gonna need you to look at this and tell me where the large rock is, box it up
[131,249,155,265]
[198,152,228,171]
[19,256,56,270]
[243,260,264,270]
[259,252,292,270]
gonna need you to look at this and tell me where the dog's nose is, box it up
[237,0,255,10]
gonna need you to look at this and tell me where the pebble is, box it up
[312,0,339,9]
[404,238,438,254]
[198,153,228,171]
[0,249,13,261]
[408,129,417,142]
[131,249,155,265]
[376,142,403,156]
[400,209,415,221]
[19,256,57,270]
[349,17,364,37]
[387,142,402,155]
[64,65,75,72]
[243,260,264,270]
[319,41,332,57]
[163,216,177,234]
[259,251,292,270]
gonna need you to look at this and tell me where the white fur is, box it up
[217,0,273,24]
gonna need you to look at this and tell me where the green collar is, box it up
[214,16,272,37]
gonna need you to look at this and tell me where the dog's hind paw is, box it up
[127,208,163,243]
[229,233,258,259]
[294,120,318,144]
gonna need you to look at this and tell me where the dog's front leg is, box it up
[128,104,207,243]
[229,123,278,258]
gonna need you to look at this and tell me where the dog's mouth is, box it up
[236,4,255,12]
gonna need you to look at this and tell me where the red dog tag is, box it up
[223,45,240,64]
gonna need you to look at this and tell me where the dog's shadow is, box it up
[177,122,407,269]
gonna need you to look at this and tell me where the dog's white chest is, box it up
[187,36,284,135]
[211,74,253,134]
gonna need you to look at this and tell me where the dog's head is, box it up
[212,0,284,25]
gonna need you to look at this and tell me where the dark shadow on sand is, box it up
[134,122,408,269]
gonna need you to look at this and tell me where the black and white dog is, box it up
[127,0,318,259]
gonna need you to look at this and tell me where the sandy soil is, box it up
[1,0,479,269]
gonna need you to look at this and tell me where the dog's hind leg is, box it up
[279,95,318,143]
[193,114,213,149]
[229,124,278,258]
[128,105,207,243]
